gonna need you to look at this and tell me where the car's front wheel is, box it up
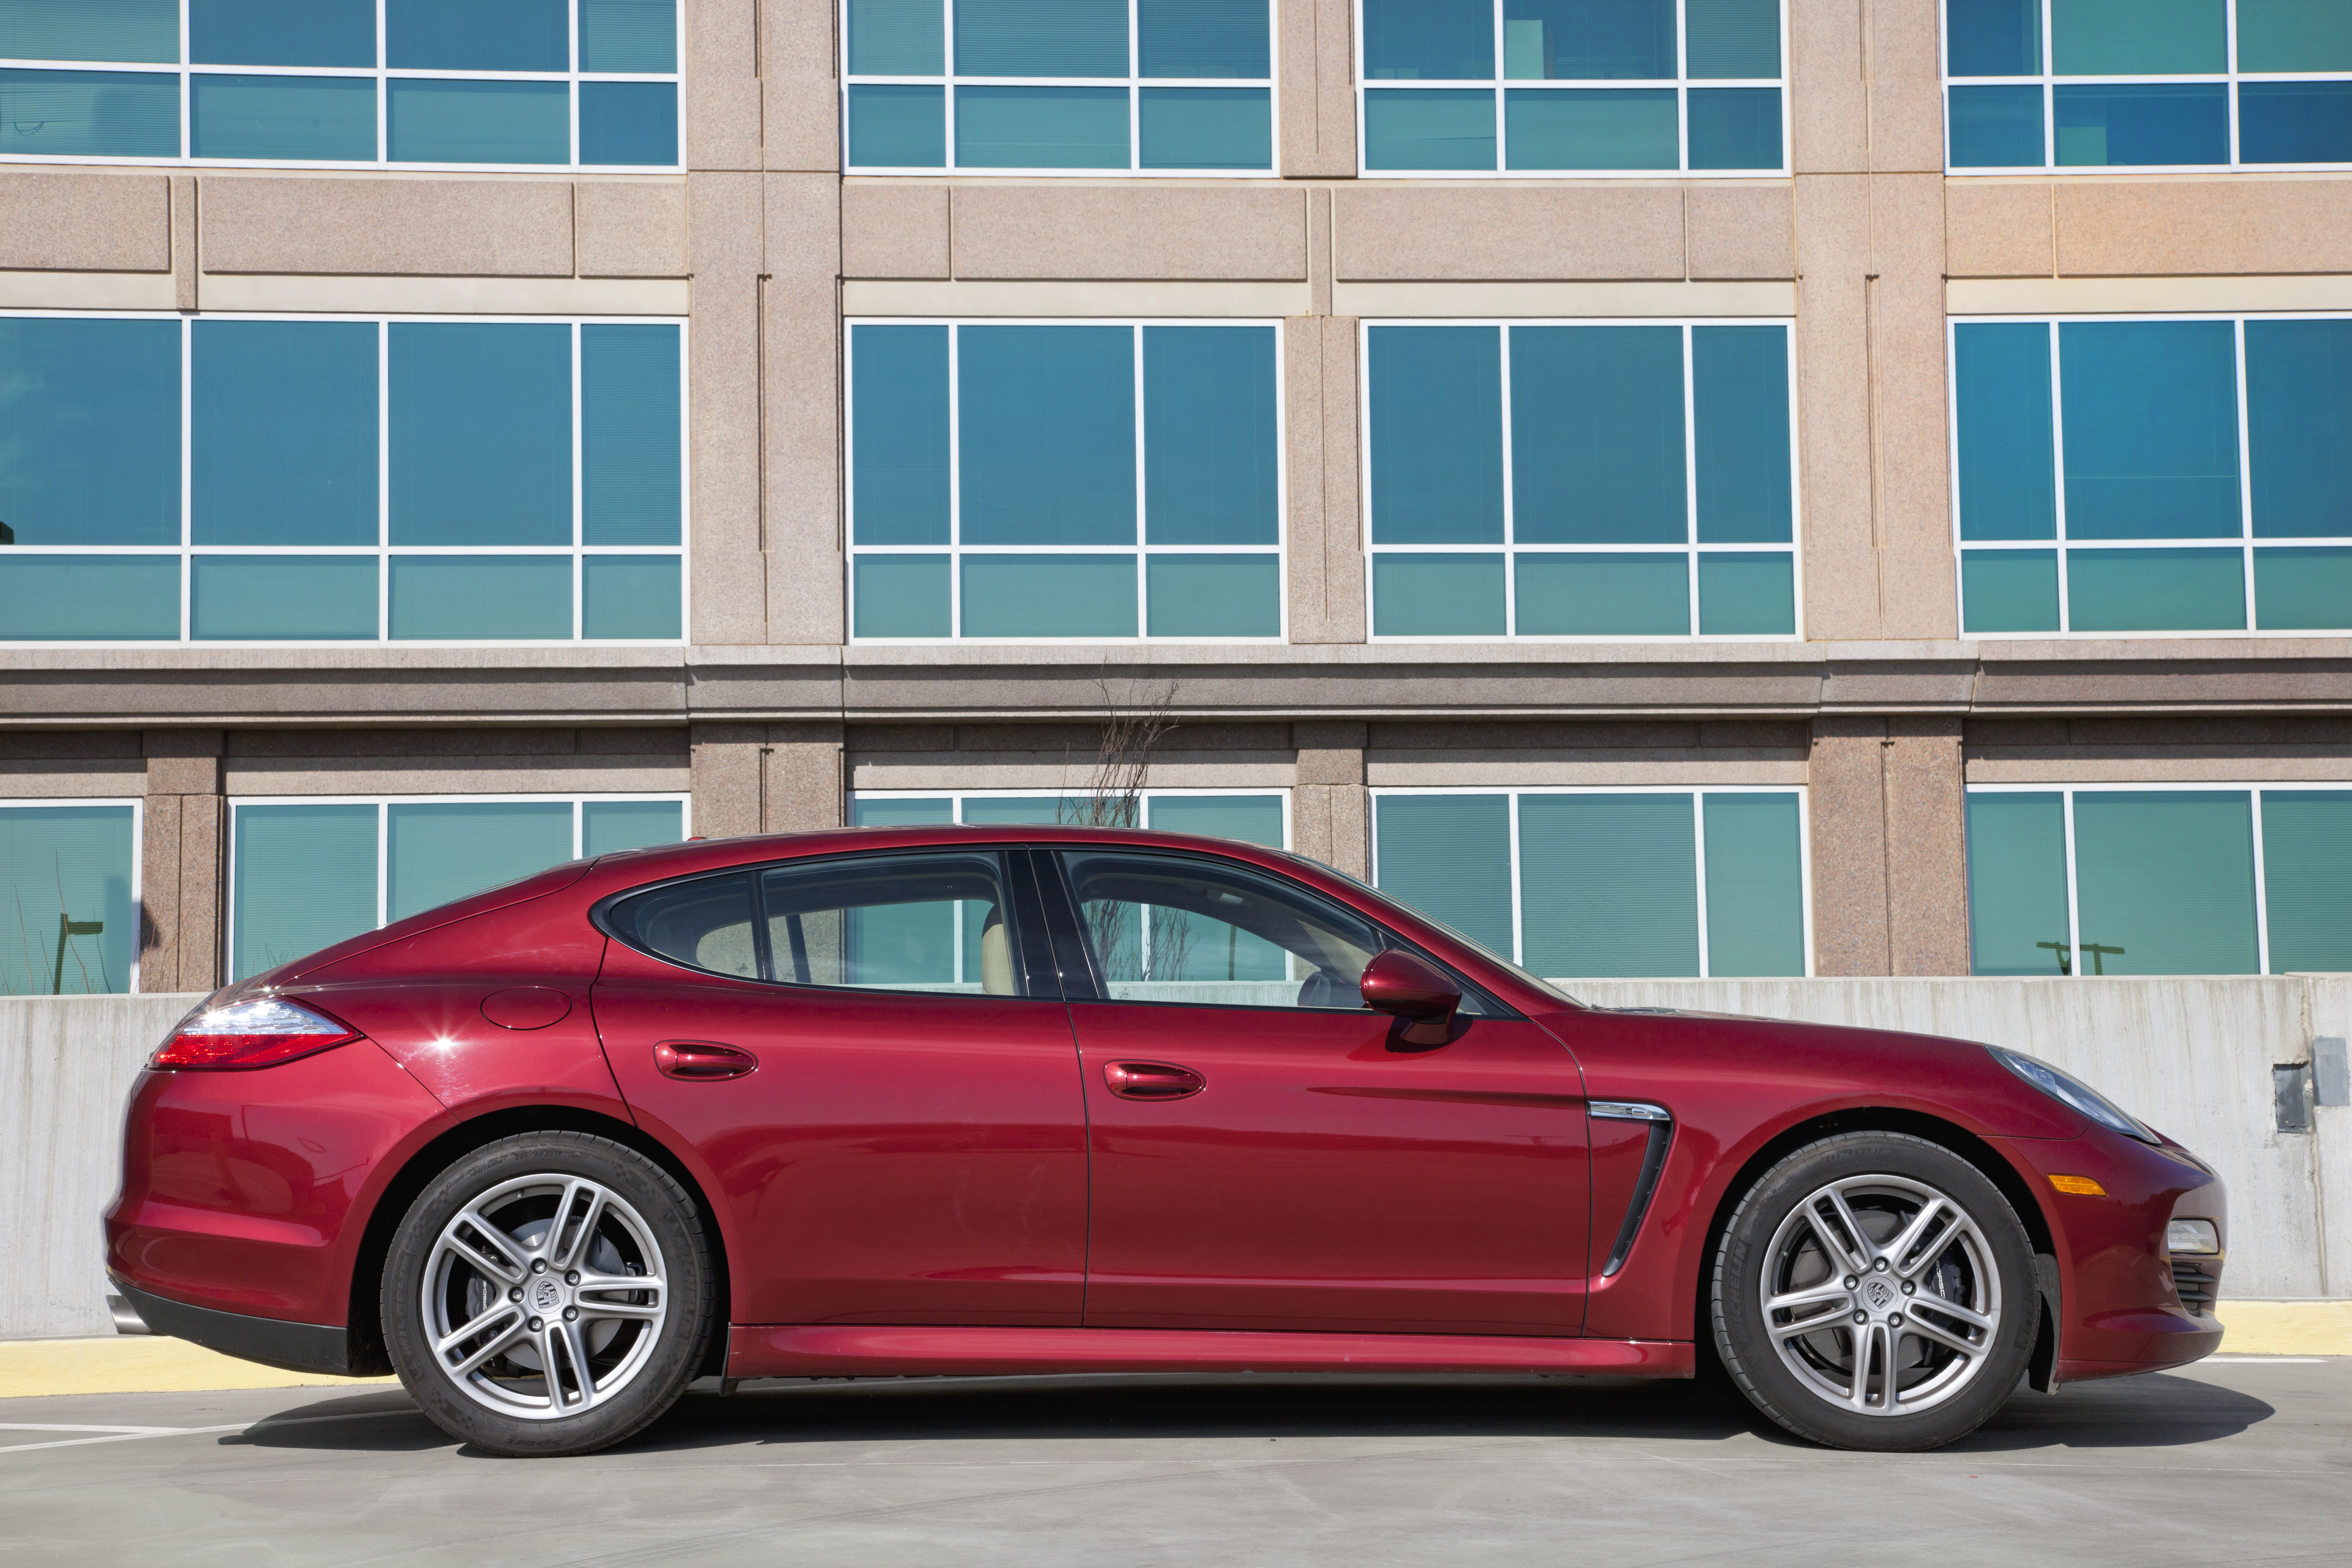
[1711,1131,2040,1451]
[382,1131,714,1456]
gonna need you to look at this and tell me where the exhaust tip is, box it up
[106,1294,150,1336]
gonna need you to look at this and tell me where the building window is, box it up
[847,321,1284,641]
[1965,784,2352,975]
[0,0,678,168]
[1358,0,1786,175]
[1371,787,1810,977]
[0,801,139,994]
[1952,315,2352,637]
[1945,0,2352,170]
[853,790,1287,843]
[1364,321,1798,640]
[227,794,686,980]
[842,0,1273,173]
[0,314,686,644]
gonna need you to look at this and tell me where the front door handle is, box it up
[654,1040,758,1081]
[1103,1060,1205,1100]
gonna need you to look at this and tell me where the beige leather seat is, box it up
[979,906,1015,995]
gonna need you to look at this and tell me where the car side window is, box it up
[608,851,1029,996]
[1052,849,1396,1011]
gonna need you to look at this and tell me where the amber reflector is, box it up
[2048,1174,2107,1196]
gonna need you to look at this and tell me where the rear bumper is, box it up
[108,1277,384,1377]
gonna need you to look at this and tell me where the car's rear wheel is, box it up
[382,1132,714,1457]
[1711,1132,2039,1452]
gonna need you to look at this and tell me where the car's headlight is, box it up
[2166,1219,2220,1255]
[1988,1047,2158,1145]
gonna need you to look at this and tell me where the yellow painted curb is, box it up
[2218,1300,2352,1356]
[0,1336,396,1400]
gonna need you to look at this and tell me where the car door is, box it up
[1037,846,1593,1337]
[591,846,1090,1327]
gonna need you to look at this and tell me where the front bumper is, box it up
[108,1277,383,1377]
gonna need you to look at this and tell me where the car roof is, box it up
[587,823,1306,880]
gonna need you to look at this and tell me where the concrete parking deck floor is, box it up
[3,1359,2346,1566]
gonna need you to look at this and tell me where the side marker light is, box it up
[2048,1174,2107,1196]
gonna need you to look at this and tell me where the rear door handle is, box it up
[1103,1060,1205,1100]
[654,1040,758,1081]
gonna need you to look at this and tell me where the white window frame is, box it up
[1947,311,2352,640]
[1354,0,1790,178]
[851,787,1293,842]
[1359,317,1804,643]
[0,0,683,171]
[1940,0,2352,174]
[225,791,691,979]
[0,308,691,648]
[1962,780,2352,977]
[844,317,1289,645]
[0,797,145,994]
[839,0,1280,175]
[1368,784,1814,978]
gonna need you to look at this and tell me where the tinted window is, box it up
[1054,849,1389,1009]
[611,872,759,978]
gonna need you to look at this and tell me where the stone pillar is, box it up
[1807,715,1969,976]
[689,721,764,840]
[1277,0,1357,177]
[687,171,767,644]
[761,722,846,832]
[1291,720,1368,879]
[139,729,224,994]
[762,172,844,645]
[1284,315,1366,645]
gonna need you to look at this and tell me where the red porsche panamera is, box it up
[105,825,2225,1456]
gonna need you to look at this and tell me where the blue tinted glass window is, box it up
[0,556,179,639]
[2050,0,2223,74]
[387,78,570,163]
[2059,320,2240,539]
[1511,325,1685,544]
[232,803,377,980]
[955,85,1128,166]
[580,0,676,72]
[1501,0,1674,80]
[1363,0,1493,78]
[2253,546,2352,631]
[1954,322,2056,540]
[2239,81,2352,164]
[2053,83,2228,165]
[0,805,138,995]
[1961,550,2061,633]
[955,0,1126,75]
[1363,87,1496,167]
[1504,87,1677,168]
[2247,320,2352,539]
[1692,325,1792,543]
[851,84,947,165]
[0,318,179,547]
[851,325,952,546]
[1514,553,1690,634]
[1370,552,1506,635]
[1686,0,1779,76]
[855,554,952,636]
[1702,792,1805,976]
[1138,86,1271,167]
[1144,326,1278,544]
[850,0,943,72]
[580,81,677,164]
[1946,0,2040,75]
[959,326,1135,545]
[1145,554,1280,635]
[581,554,681,638]
[193,320,379,547]
[388,0,569,70]
[2071,789,2258,975]
[191,74,377,160]
[583,799,685,856]
[1374,794,1515,956]
[2240,0,2352,70]
[1687,86,1782,167]
[2066,547,2245,632]
[1368,326,1503,544]
[582,324,682,546]
[0,0,176,61]
[388,801,575,922]
[1139,0,1268,75]
[961,554,1139,636]
[389,555,573,638]
[191,556,379,640]
[1519,793,1699,978]
[1948,84,2045,166]
[192,0,374,65]
[0,69,179,158]
[1696,552,1795,633]
[1965,792,2071,975]
[2262,791,2352,972]
[389,323,573,546]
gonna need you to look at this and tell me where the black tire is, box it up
[382,1131,715,1457]
[1710,1132,2039,1452]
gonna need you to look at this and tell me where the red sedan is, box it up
[105,825,2225,1457]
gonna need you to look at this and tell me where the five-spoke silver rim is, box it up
[422,1173,668,1421]
[1759,1173,2002,1418]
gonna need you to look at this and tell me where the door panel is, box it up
[591,849,1088,1328]
[1043,847,1593,1336]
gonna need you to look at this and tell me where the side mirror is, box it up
[1359,950,1462,1046]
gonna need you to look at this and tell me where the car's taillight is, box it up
[150,998,361,1070]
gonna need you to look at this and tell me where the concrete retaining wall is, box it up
[5,980,2344,1340]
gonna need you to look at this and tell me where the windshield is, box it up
[1280,853,1584,1008]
